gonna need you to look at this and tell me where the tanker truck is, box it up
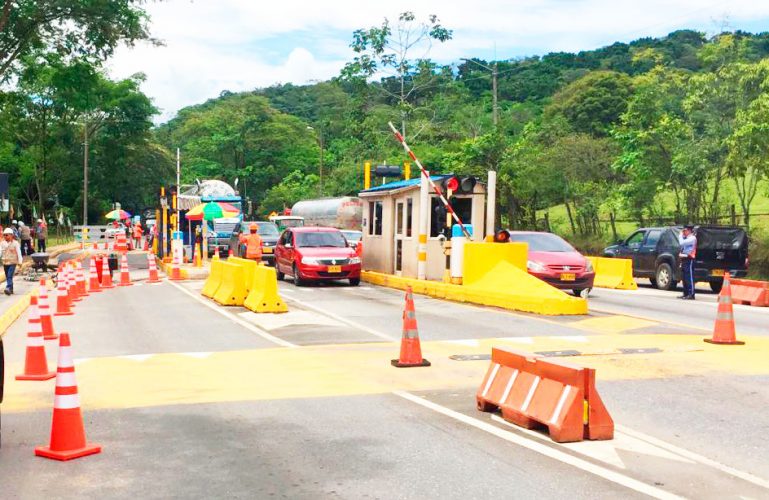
[290,197,363,230]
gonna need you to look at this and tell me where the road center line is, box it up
[392,390,684,500]
[165,280,298,348]
[282,291,398,342]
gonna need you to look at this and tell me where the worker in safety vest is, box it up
[132,222,144,250]
[239,222,263,260]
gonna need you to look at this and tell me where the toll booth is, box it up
[358,175,486,281]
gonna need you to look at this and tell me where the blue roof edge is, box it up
[359,174,451,193]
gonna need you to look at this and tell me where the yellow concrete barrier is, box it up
[244,265,288,313]
[229,257,257,293]
[463,242,527,285]
[586,257,637,290]
[201,258,223,298]
[362,262,588,316]
[213,262,248,306]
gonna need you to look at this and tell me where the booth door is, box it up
[393,200,406,274]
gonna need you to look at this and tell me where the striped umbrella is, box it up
[184,202,239,221]
[105,209,132,220]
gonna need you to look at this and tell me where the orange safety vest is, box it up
[239,233,262,259]
[133,226,143,238]
[355,240,363,258]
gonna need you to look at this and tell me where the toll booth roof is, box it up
[359,175,450,194]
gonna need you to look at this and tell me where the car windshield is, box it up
[509,233,575,252]
[341,231,362,242]
[295,231,347,248]
[242,222,279,236]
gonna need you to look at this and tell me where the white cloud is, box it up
[107,0,769,122]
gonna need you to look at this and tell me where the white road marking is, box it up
[283,293,398,342]
[166,280,297,348]
[616,424,769,490]
[237,310,343,330]
[491,415,693,470]
[393,390,683,500]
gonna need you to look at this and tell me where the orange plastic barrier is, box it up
[729,278,769,307]
[476,347,613,443]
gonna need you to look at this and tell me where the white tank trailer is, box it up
[291,197,363,230]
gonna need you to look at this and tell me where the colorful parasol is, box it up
[105,209,132,220]
[184,201,240,221]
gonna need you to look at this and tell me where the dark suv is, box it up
[228,221,281,265]
[603,225,748,292]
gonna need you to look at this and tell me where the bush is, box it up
[748,231,769,280]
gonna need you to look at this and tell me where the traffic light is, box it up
[442,175,476,195]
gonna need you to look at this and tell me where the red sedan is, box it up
[274,227,361,286]
[507,231,595,296]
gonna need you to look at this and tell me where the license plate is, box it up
[711,269,725,277]
[327,265,342,273]
[560,273,576,281]
[262,247,273,254]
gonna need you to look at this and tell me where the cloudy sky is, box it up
[107,0,769,123]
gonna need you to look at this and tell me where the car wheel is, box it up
[292,264,305,287]
[572,288,590,298]
[655,263,677,291]
[649,278,658,287]
[349,278,360,286]
[276,265,284,281]
[709,280,723,294]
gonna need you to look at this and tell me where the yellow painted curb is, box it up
[0,292,32,339]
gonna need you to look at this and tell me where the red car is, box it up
[507,231,595,296]
[274,227,361,286]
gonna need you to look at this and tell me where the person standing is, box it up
[678,225,697,300]
[18,221,32,256]
[36,218,48,252]
[238,223,263,261]
[1,228,22,295]
[132,222,144,250]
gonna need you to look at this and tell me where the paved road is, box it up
[1,266,768,499]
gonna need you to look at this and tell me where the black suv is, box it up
[603,225,748,292]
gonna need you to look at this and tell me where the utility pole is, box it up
[83,121,89,226]
[176,148,180,232]
[461,58,499,127]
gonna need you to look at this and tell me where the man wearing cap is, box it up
[18,221,32,256]
[678,225,697,300]
[0,228,22,295]
[35,218,48,252]
[238,223,262,261]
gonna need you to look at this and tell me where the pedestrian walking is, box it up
[678,224,697,300]
[36,218,48,252]
[1,227,22,295]
[238,223,263,261]
[132,222,144,250]
[19,221,32,256]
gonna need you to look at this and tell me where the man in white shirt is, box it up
[678,225,697,300]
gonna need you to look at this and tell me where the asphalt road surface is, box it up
[1,266,768,499]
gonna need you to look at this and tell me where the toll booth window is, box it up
[396,202,404,236]
[368,201,383,236]
[406,198,413,237]
[430,197,472,237]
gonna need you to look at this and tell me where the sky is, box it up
[107,0,769,123]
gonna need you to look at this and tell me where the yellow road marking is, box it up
[4,334,769,413]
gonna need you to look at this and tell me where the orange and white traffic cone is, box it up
[78,261,89,297]
[35,332,102,461]
[118,253,132,286]
[391,287,431,368]
[147,253,161,283]
[66,266,78,306]
[16,297,56,381]
[55,270,74,316]
[87,257,102,293]
[705,272,745,345]
[38,278,58,340]
[169,247,184,281]
[101,256,114,289]
[71,265,83,302]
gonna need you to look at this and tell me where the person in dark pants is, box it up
[0,228,22,295]
[36,218,47,252]
[678,225,697,300]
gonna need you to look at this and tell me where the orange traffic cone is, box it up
[38,278,58,340]
[705,272,745,345]
[77,262,89,298]
[66,266,78,306]
[147,253,161,283]
[117,253,132,286]
[101,255,114,289]
[55,270,74,316]
[169,247,184,281]
[16,297,56,381]
[35,332,102,461]
[391,287,431,368]
[87,257,102,293]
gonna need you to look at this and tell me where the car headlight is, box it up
[527,260,546,272]
[585,260,594,272]
[301,257,320,265]
[349,257,361,264]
